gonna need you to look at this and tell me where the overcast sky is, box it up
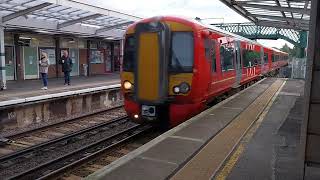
[91,0,293,48]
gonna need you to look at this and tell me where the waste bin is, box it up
[82,64,88,77]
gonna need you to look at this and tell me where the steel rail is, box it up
[9,124,152,180]
[0,115,129,163]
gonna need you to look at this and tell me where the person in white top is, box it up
[39,52,50,90]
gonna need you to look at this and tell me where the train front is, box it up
[121,17,202,127]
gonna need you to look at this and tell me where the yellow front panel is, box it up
[121,72,134,84]
[164,21,193,32]
[121,71,134,93]
[138,32,159,101]
[169,73,193,95]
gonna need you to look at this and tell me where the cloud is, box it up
[93,0,248,23]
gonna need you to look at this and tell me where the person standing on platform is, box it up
[39,52,50,90]
[60,50,73,86]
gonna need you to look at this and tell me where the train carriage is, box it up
[121,16,288,127]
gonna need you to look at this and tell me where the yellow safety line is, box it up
[214,80,287,180]
[171,79,284,180]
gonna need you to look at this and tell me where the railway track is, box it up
[0,106,126,157]
[61,130,160,179]
[0,116,148,179]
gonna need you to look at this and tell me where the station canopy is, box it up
[0,0,142,39]
[220,0,311,31]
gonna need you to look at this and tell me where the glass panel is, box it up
[220,44,235,71]
[5,46,14,80]
[242,50,261,67]
[264,53,268,64]
[70,48,79,76]
[204,38,216,72]
[24,47,38,79]
[114,43,120,72]
[40,48,56,64]
[170,32,194,72]
[90,50,103,64]
[123,36,135,71]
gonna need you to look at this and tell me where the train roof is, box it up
[186,17,287,54]
[128,15,288,55]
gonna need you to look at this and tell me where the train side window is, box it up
[264,53,268,64]
[220,43,234,71]
[242,50,261,67]
[204,38,216,72]
[211,41,216,72]
[272,54,275,62]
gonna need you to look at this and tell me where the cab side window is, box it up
[204,38,217,72]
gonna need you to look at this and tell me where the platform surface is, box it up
[87,78,305,180]
[0,74,120,102]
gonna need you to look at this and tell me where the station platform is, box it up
[87,78,306,180]
[0,74,120,104]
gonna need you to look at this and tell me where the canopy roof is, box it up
[0,0,142,39]
[219,0,310,31]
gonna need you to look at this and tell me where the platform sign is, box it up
[23,47,38,79]
[69,48,79,76]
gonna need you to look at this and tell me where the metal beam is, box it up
[234,1,310,15]
[57,13,102,29]
[2,2,52,22]
[44,0,141,22]
[257,20,309,31]
[219,0,257,22]
[253,14,309,25]
[96,21,133,34]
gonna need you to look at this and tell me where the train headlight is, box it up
[123,81,133,90]
[173,86,180,94]
[173,82,191,94]
[179,82,190,94]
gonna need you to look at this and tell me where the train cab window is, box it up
[204,38,216,72]
[220,43,235,71]
[123,36,136,71]
[170,32,194,72]
[242,50,261,67]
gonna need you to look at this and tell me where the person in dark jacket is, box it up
[60,50,73,85]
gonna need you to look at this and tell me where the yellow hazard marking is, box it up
[215,80,286,180]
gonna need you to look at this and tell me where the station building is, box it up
[4,32,122,80]
[0,0,141,89]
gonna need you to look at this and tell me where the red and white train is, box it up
[121,16,288,127]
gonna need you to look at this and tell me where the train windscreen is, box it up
[123,36,135,71]
[170,32,194,72]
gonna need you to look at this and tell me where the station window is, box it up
[242,50,261,67]
[170,32,194,72]
[220,43,234,71]
[123,36,135,71]
[204,38,216,72]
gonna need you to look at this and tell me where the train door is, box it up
[233,40,242,88]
